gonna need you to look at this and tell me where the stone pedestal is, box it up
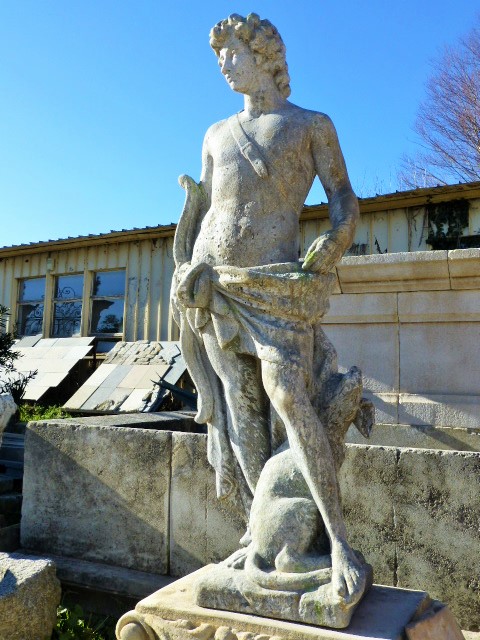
[116,565,464,640]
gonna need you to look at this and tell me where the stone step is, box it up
[0,512,20,527]
[0,465,23,480]
[0,442,25,463]
[0,523,20,552]
[0,476,14,494]
[20,551,175,600]
[0,492,22,514]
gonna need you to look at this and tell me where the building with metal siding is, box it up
[0,182,479,350]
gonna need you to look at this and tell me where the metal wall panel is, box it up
[0,236,177,342]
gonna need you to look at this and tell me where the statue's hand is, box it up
[175,262,212,308]
[302,230,346,274]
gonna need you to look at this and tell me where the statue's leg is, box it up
[260,360,365,601]
[202,323,270,495]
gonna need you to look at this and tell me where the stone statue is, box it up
[171,13,374,628]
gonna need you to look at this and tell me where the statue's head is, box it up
[210,13,291,99]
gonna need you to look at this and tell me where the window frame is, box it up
[16,276,46,337]
[50,272,85,338]
[88,269,126,351]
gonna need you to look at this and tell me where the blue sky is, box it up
[0,1,477,248]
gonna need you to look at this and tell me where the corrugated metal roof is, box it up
[0,223,177,257]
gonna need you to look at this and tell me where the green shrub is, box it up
[52,605,116,640]
[19,404,73,422]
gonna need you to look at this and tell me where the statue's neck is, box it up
[243,88,286,118]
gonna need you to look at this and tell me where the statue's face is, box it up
[218,36,259,94]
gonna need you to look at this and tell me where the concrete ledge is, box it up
[21,551,175,599]
[346,422,480,452]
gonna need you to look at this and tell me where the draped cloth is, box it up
[172,260,336,502]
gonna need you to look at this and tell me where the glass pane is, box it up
[51,301,82,337]
[96,340,117,353]
[91,299,124,334]
[19,278,45,302]
[92,270,125,297]
[18,304,44,336]
[55,274,84,300]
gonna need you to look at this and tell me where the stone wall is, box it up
[323,248,480,430]
[21,419,480,629]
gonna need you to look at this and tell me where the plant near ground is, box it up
[0,304,37,404]
[19,404,72,422]
[52,605,116,640]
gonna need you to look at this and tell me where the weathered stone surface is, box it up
[116,567,437,640]
[399,323,480,397]
[397,289,480,322]
[396,448,480,630]
[0,551,60,640]
[170,433,245,577]
[336,251,450,293]
[340,445,398,586]
[0,393,16,434]
[324,324,399,394]
[324,292,398,324]
[405,602,464,640]
[346,422,480,451]
[21,420,171,573]
[171,11,372,626]
[38,552,175,599]
[448,247,480,290]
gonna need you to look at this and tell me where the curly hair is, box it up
[210,13,291,99]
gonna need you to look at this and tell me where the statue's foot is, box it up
[330,541,367,603]
[223,546,250,569]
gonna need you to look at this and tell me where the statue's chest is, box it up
[213,116,308,169]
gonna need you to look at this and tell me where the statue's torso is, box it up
[191,106,320,268]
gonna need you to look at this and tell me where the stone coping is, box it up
[335,249,480,293]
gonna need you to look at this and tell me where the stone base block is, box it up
[115,566,463,640]
[193,562,373,629]
[0,551,61,640]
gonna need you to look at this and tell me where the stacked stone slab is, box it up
[0,551,60,640]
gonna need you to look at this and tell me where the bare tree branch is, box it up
[399,18,480,188]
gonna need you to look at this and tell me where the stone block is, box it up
[346,423,480,451]
[448,248,480,290]
[324,293,398,324]
[398,290,480,323]
[395,448,480,629]
[341,445,398,585]
[399,323,480,396]
[365,391,399,425]
[21,420,172,574]
[169,433,245,577]
[0,551,60,640]
[116,567,439,640]
[399,393,480,429]
[324,324,399,394]
[336,251,450,293]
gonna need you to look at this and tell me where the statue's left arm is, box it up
[302,114,359,273]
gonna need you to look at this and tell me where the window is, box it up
[17,277,46,336]
[90,270,125,352]
[51,274,84,337]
